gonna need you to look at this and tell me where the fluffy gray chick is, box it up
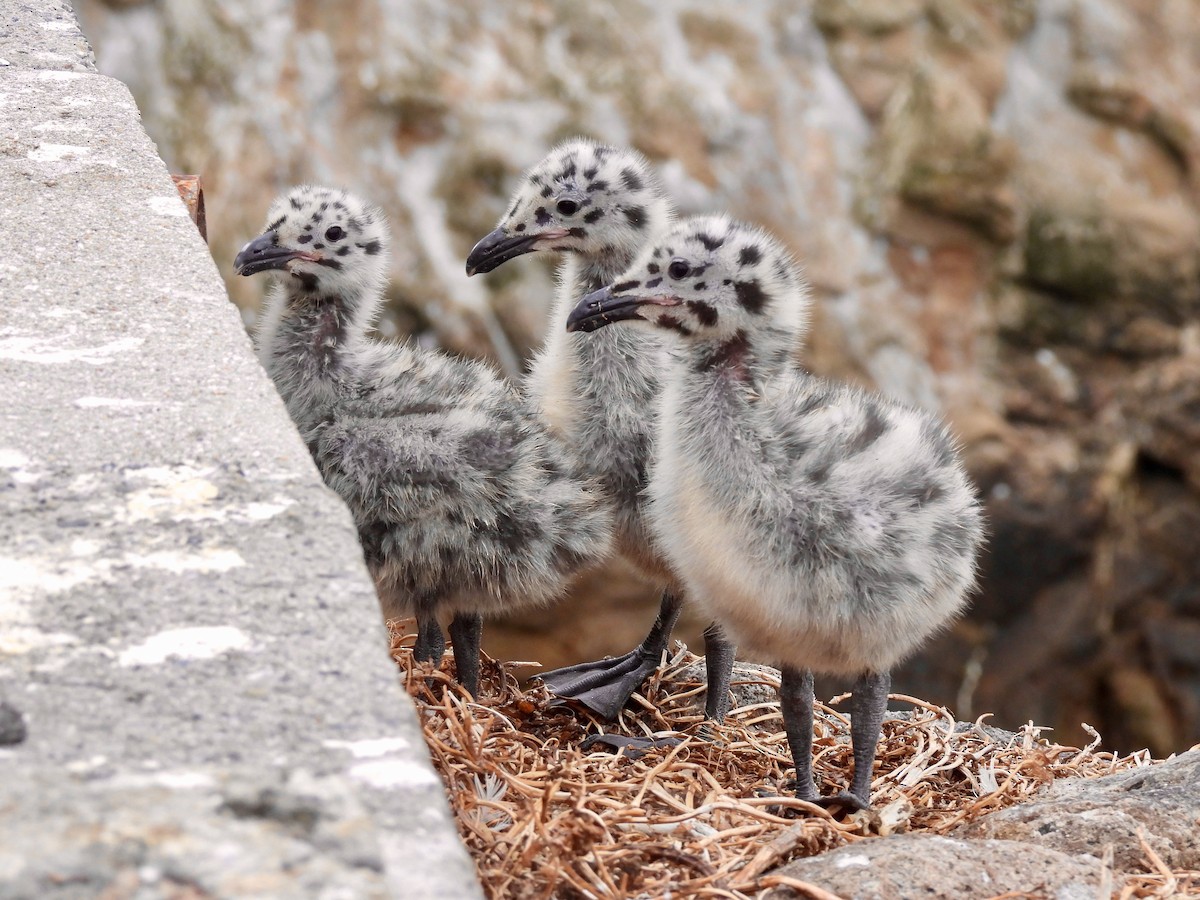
[235,184,613,697]
[466,140,736,724]
[568,215,983,809]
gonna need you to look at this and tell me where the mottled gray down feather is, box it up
[589,215,985,675]
[248,185,613,621]
[484,139,679,584]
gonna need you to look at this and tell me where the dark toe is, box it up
[579,732,683,759]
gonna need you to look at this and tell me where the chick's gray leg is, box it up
[537,589,684,720]
[412,611,445,664]
[702,623,736,722]
[449,612,484,698]
[780,666,819,802]
[845,670,890,809]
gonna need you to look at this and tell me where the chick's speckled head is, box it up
[234,185,389,299]
[567,216,810,351]
[466,139,671,275]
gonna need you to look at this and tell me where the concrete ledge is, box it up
[0,17,479,900]
[0,0,95,71]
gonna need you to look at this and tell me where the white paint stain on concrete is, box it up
[121,466,295,525]
[0,334,144,365]
[154,770,218,790]
[27,142,90,162]
[74,396,155,409]
[348,758,439,789]
[123,548,245,574]
[0,554,101,596]
[241,499,294,521]
[0,448,40,485]
[124,471,221,522]
[325,737,413,758]
[147,195,188,217]
[118,626,255,667]
[0,558,82,653]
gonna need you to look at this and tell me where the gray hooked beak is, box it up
[465,227,569,276]
[465,228,536,275]
[233,231,317,276]
[566,285,681,333]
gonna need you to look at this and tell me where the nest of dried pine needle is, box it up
[387,620,1167,899]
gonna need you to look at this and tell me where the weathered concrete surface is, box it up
[769,834,1107,900]
[0,12,480,899]
[0,0,95,71]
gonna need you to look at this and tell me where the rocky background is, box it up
[73,0,1200,755]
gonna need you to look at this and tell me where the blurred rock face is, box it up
[76,0,1200,753]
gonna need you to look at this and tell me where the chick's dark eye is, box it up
[556,198,579,216]
[668,259,691,280]
[324,225,346,242]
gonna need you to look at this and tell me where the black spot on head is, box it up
[586,180,609,193]
[336,246,351,256]
[319,201,329,212]
[583,166,598,180]
[535,207,551,226]
[621,167,644,192]
[531,174,543,186]
[652,248,663,259]
[738,246,762,267]
[303,224,313,232]
[515,223,526,232]
[540,185,554,198]
[775,260,791,282]
[568,227,587,238]
[332,201,346,212]
[361,240,381,255]
[647,262,660,274]
[696,232,724,252]
[266,216,286,232]
[561,161,577,179]
[297,234,313,244]
[734,279,768,314]
[583,208,604,224]
[693,282,707,291]
[288,197,303,211]
[612,280,641,292]
[845,402,889,455]
[624,206,647,229]
[687,300,718,326]
[313,243,325,250]
[507,201,519,218]
[316,258,343,270]
[645,277,662,288]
